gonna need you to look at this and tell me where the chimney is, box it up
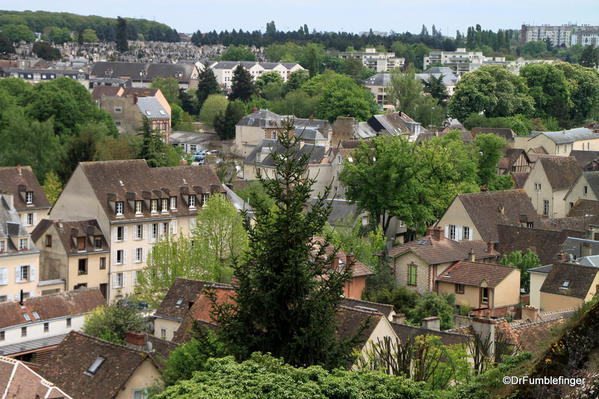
[487,241,496,253]
[125,331,145,346]
[17,165,22,176]
[558,250,568,262]
[521,305,539,322]
[428,226,443,241]
[346,253,356,265]
[468,249,476,262]
[421,316,440,331]
[392,313,406,324]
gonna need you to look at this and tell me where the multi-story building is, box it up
[208,61,304,89]
[520,24,599,47]
[423,48,506,74]
[0,166,51,233]
[32,219,110,298]
[2,68,89,86]
[90,62,200,89]
[48,160,224,302]
[338,48,405,72]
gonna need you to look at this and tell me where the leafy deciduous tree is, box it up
[82,300,147,344]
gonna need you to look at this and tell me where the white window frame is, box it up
[115,201,124,216]
[19,238,28,250]
[135,248,143,263]
[134,224,143,240]
[463,226,470,241]
[25,191,33,205]
[135,200,143,215]
[151,223,158,242]
[201,193,210,207]
[26,213,34,226]
[151,199,159,214]
[114,272,124,288]
[170,196,177,210]
[188,195,196,208]
[161,199,169,214]
[449,225,456,241]
[116,250,124,265]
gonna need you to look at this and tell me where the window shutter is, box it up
[171,220,178,235]
[32,213,37,226]
[456,226,462,241]
[123,272,128,287]
[112,273,118,287]
[444,225,449,239]
[123,250,127,265]
[0,267,7,285]
[468,228,473,240]
[15,266,21,283]
[29,266,35,282]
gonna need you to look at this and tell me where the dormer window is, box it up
[77,237,86,251]
[135,200,143,215]
[151,199,159,213]
[115,201,124,216]
[188,195,196,208]
[25,191,33,205]
[200,193,210,207]
[170,196,177,210]
[19,238,28,250]
[94,236,103,249]
[161,199,169,213]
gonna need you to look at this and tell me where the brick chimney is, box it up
[392,313,406,324]
[428,226,443,241]
[468,249,476,262]
[346,253,356,265]
[487,241,496,253]
[421,316,440,331]
[558,250,568,262]
[125,331,145,346]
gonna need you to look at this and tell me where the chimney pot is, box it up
[558,250,568,262]
[125,331,145,346]
[428,226,443,241]
[468,249,476,262]
[392,313,406,324]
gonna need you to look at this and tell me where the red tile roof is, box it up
[436,261,517,288]
[389,235,497,265]
[0,356,71,399]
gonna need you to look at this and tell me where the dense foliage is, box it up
[82,300,147,344]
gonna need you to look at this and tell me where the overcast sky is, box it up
[1,0,598,36]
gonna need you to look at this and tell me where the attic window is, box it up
[85,357,105,376]
[32,311,40,320]
[175,298,184,307]
[25,191,33,205]
[22,313,31,322]
[560,280,570,289]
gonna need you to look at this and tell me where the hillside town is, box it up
[1,7,599,399]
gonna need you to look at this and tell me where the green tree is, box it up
[474,133,509,190]
[138,118,181,167]
[151,77,181,105]
[284,69,309,93]
[256,71,284,101]
[81,28,99,43]
[0,24,35,42]
[220,45,257,61]
[42,171,62,205]
[0,33,15,55]
[44,27,72,44]
[554,62,599,126]
[521,41,548,58]
[179,88,199,115]
[580,45,598,68]
[82,300,147,344]
[214,101,244,140]
[116,16,129,52]
[448,65,534,122]
[298,43,326,76]
[199,94,228,127]
[500,249,540,292]
[32,41,61,60]
[95,135,140,161]
[340,57,376,83]
[196,68,220,110]
[409,293,455,330]
[59,123,107,181]
[234,180,275,210]
[229,65,256,102]
[424,74,448,102]
[212,121,354,368]
[155,353,430,399]
[270,89,319,118]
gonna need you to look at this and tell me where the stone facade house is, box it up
[563,171,599,212]
[514,128,599,155]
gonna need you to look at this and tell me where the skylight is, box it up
[175,298,184,307]
[32,312,40,320]
[22,313,31,321]
[560,280,571,289]
[85,357,105,376]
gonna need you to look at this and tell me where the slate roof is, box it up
[245,139,327,167]
[388,234,498,265]
[0,356,72,399]
[471,127,516,141]
[335,305,382,347]
[578,255,599,267]
[538,156,581,191]
[137,96,170,119]
[562,237,599,259]
[169,131,206,146]
[567,199,599,217]
[366,112,425,137]
[91,62,195,83]
[456,189,539,242]
[528,264,553,274]
[436,261,517,288]
[540,262,599,299]
[77,160,223,221]
[31,219,108,255]
[0,166,50,210]
[154,278,213,321]
[0,288,104,329]
[39,332,157,399]
[308,198,360,226]
[531,128,598,145]
[581,171,599,198]
[496,224,569,265]
[91,85,121,100]
[0,196,30,249]
[391,323,469,346]
[569,150,599,169]
[0,333,67,356]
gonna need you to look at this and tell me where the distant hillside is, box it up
[0,10,180,42]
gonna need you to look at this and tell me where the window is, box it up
[0,331,4,341]
[133,389,148,399]
[78,259,88,275]
[560,280,570,289]
[85,357,105,376]
[161,328,167,339]
[44,322,49,333]
[543,200,550,217]
[135,248,143,263]
[99,257,106,270]
[570,202,574,209]
[407,264,417,286]
[25,191,33,205]
[115,201,124,216]
[21,327,27,337]
[455,284,465,294]
[116,250,124,265]
[151,199,158,213]
[135,200,143,215]
[115,273,124,288]
[94,236,103,249]
[0,296,6,303]
[481,287,489,305]
[114,106,123,113]
[151,223,158,241]
[135,224,143,240]
[188,195,196,208]
[26,213,34,226]
[534,183,542,191]
[22,313,31,321]
[161,199,169,213]
[462,227,470,240]
[170,196,177,209]
[584,186,588,195]
[45,234,52,248]
[66,317,72,327]
[116,226,124,242]
[19,265,30,281]
[77,236,86,251]
[449,225,456,240]
[201,193,210,207]
[19,238,28,250]
[22,292,30,300]
[162,222,169,237]
[115,120,122,127]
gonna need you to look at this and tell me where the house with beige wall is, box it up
[522,156,581,218]
[32,219,110,298]
[49,160,224,302]
[528,265,553,309]
[436,261,521,310]
[563,171,599,212]
[0,166,50,234]
[437,190,538,243]
[387,227,499,294]
[539,262,599,312]
[39,331,162,399]
[514,128,599,155]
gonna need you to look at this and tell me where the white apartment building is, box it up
[48,160,224,302]
[520,24,599,47]
[423,48,506,74]
[338,48,405,72]
[208,61,305,89]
